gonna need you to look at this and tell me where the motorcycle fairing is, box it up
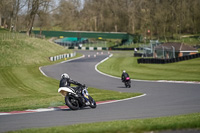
[58,87,75,97]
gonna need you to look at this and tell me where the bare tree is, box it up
[2,0,200,38]
[26,0,40,35]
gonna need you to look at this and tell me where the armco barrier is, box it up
[137,53,200,64]
[49,52,76,61]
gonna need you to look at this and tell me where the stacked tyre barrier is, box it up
[134,53,153,57]
[137,53,200,64]
[134,53,143,57]
[49,52,76,61]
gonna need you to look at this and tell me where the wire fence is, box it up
[138,40,160,57]
[82,41,107,47]
[0,33,45,41]
[155,46,175,59]
[0,33,28,41]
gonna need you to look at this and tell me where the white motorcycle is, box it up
[58,85,96,110]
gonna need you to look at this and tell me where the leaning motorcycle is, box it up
[58,85,96,110]
[124,77,131,88]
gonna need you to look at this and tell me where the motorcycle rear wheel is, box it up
[88,96,96,108]
[125,83,128,88]
[65,94,79,110]
[125,82,131,88]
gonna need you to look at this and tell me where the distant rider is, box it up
[121,70,130,82]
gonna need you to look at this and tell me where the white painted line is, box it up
[39,67,48,77]
[95,54,120,80]
[27,108,56,112]
[0,113,10,115]
[98,94,147,105]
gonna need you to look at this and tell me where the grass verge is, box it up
[8,113,200,133]
[98,51,200,81]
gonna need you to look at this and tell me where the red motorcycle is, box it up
[124,77,131,88]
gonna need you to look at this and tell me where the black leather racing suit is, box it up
[59,77,82,92]
[59,77,81,87]
[121,72,129,82]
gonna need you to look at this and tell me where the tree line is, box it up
[1,0,200,40]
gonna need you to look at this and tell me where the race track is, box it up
[0,51,200,132]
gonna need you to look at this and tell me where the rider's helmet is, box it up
[61,73,69,79]
[123,70,126,73]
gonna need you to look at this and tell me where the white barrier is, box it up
[89,47,94,50]
[49,52,76,61]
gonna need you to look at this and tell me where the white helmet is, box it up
[61,73,69,79]
[123,70,126,73]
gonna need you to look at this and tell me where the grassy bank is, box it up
[98,51,200,81]
[0,32,70,112]
[8,113,200,133]
[0,31,141,112]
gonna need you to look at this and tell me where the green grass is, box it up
[0,32,71,112]
[98,51,200,81]
[8,113,200,133]
[0,35,73,66]
[0,31,141,112]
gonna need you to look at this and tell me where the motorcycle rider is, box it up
[121,70,130,82]
[59,73,83,92]
[59,73,90,105]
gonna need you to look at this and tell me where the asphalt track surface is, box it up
[0,51,200,132]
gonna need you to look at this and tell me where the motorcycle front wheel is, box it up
[65,94,79,110]
[88,95,96,109]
